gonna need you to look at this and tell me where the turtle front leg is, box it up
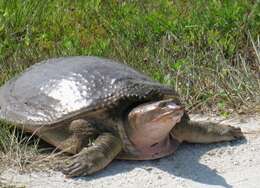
[172,120,245,144]
[62,132,122,178]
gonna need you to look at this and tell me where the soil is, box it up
[1,115,260,188]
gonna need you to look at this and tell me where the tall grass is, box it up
[0,0,259,170]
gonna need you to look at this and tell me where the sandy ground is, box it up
[0,115,260,188]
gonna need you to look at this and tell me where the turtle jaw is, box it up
[150,104,184,124]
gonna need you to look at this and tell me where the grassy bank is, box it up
[0,0,259,169]
[0,0,259,113]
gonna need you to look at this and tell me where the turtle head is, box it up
[128,99,184,132]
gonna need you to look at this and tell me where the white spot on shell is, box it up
[41,79,90,113]
[111,78,116,84]
[27,112,49,121]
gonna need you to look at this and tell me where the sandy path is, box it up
[1,115,260,188]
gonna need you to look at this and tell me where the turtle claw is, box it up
[229,127,245,140]
[62,162,81,176]
[222,125,245,141]
[63,165,88,178]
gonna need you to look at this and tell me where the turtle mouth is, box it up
[151,105,184,123]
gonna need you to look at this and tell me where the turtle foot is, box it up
[222,125,245,140]
[61,133,122,178]
[61,147,106,178]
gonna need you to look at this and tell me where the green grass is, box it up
[0,0,259,169]
[0,0,259,112]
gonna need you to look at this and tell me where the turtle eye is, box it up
[166,102,179,109]
[158,99,176,108]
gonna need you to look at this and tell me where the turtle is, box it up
[0,56,244,177]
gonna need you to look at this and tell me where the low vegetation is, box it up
[0,0,259,171]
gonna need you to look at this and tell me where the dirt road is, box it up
[1,115,260,188]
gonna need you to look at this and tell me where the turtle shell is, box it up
[0,56,178,128]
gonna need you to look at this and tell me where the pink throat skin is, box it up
[126,100,184,160]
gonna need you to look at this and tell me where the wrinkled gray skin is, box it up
[0,56,244,178]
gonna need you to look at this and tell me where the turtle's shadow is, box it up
[78,139,246,188]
